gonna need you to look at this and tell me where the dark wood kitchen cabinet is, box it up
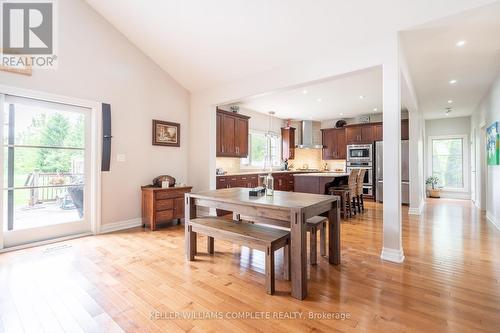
[346,124,374,144]
[401,119,409,140]
[372,120,409,142]
[321,128,346,160]
[216,108,250,158]
[281,127,296,160]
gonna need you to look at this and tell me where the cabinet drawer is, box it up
[156,209,174,222]
[155,191,180,200]
[156,199,173,211]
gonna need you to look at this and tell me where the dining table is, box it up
[184,187,341,300]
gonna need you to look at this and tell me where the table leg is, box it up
[328,199,341,265]
[185,195,197,261]
[290,209,307,300]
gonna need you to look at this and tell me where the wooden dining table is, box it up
[184,187,341,300]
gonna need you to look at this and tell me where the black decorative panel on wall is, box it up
[102,103,112,171]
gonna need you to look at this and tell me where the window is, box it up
[430,137,465,189]
[242,131,281,168]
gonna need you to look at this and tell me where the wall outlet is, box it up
[116,154,126,162]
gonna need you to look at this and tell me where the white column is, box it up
[381,34,404,263]
[408,109,424,215]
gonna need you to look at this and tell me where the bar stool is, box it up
[329,188,351,218]
[306,216,327,264]
[355,169,367,213]
[330,169,359,218]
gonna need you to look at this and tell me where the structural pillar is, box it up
[381,34,405,263]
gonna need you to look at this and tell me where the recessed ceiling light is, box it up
[449,79,457,85]
[373,108,378,112]
[317,98,322,102]
[340,113,344,116]
[448,100,453,104]
[456,40,466,47]
[359,95,365,99]
[302,89,308,94]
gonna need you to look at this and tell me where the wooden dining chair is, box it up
[355,169,367,213]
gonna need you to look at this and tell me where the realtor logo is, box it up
[2,1,53,54]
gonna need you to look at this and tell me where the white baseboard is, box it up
[99,218,142,234]
[380,247,405,263]
[408,200,425,215]
[438,191,471,200]
[486,211,500,231]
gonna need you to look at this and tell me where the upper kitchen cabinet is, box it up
[372,120,409,142]
[401,119,409,140]
[281,127,296,160]
[321,128,346,160]
[216,108,250,158]
[345,124,374,144]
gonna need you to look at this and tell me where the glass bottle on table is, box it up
[265,172,274,196]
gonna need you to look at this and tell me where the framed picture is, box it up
[152,120,180,147]
[486,121,499,166]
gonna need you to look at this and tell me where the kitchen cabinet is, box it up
[281,127,296,160]
[372,120,409,142]
[216,108,250,158]
[346,124,374,144]
[401,119,409,140]
[321,128,346,160]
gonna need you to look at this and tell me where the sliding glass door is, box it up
[2,95,92,248]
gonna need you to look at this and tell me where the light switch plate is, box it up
[116,154,126,162]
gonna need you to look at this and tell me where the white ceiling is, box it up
[234,67,382,121]
[401,3,500,119]
[85,0,496,92]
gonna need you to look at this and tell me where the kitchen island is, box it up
[293,172,349,194]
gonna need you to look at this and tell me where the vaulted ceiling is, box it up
[85,0,496,93]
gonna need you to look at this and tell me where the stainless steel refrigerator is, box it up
[375,140,410,204]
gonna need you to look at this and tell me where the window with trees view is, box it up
[3,97,87,232]
[242,132,281,168]
[431,137,464,189]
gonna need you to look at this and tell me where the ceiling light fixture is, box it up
[373,108,378,112]
[449,79,457,85]
[448,100,453,104]
[359,95,365,99]
[317,98,322,102]
[340,113,344,116]
[456,40,466,47]
[302,89,308,94]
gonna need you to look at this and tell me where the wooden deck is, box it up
[0,199,499,332]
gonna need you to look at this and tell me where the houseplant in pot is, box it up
[426,176,441,198]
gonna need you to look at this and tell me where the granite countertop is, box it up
[217,170,319,176]
[293,172,350,177]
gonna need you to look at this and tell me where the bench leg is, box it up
[310,226,317,265]
[265,246,275,295]
[187,226,197,261]
[320,222,326,257]
[207,236,214,254]
[283,242,291,281]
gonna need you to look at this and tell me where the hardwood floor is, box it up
[0,199,499,332]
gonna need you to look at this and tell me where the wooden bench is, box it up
[187,217,290,295]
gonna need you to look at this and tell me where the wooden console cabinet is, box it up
[141,186,192,230]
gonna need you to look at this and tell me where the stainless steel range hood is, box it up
[296,120,324,149]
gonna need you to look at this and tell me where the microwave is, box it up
[347,144,373,162]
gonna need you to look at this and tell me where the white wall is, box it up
[425,116,471,199]
[0,0,190,226]
[472,75,500,230]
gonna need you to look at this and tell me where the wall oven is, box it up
[347,144,373,163]
[347,165,373,186]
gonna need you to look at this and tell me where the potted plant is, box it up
[426,176,441,198]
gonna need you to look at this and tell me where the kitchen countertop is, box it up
[293,172,350,177]
[216,170,324,176]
